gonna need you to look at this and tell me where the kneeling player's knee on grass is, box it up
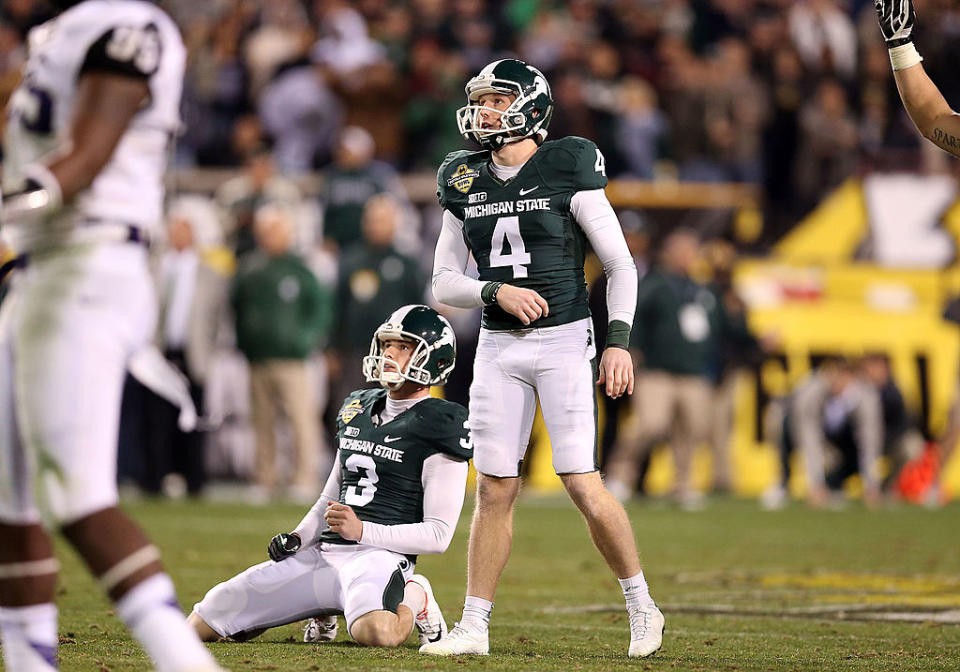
[351,613,403,647]
[186,611,218,642]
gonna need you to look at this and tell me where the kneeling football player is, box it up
[188,305,471,647]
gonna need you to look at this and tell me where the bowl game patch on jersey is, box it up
[447,164,481,193]
[340,398,364,423]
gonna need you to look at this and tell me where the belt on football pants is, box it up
[0,223,148,285]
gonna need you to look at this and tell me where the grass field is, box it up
[28,496,960,672]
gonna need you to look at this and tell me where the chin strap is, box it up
[379,370,405,390]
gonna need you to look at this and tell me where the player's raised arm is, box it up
[875,0,960,156]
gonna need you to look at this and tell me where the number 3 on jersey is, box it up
[489,216,530,279]
[344,454,379,506]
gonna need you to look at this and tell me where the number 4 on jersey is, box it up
[489,216,530,279]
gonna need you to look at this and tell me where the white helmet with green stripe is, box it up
[363,305,457,389]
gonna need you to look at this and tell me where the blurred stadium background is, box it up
[3,0,960,502]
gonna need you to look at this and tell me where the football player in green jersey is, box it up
[421,59,663,658]
[188,305,472,648]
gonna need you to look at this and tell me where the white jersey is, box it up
[2,0,185,246]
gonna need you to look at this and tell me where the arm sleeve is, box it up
[359,453,468,555]
[292,454,342,546]
[431,210,485,308]
[570,189,637,327]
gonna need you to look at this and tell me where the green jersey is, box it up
[320,164,392,250]
[437,136,608,331]
[321,388,472,560]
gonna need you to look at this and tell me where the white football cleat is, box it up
[419,622,489,655]
[627,603,664,658]
[303,615,338,643]
[407,574,447,646]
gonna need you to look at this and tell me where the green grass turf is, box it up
[24,497,960,672]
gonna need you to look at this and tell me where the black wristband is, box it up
[481,281,504,306]
[606,319,631,349]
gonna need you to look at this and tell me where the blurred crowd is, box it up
[1,0,957,507]
[5,0,960,234]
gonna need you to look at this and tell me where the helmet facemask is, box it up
[457,85,535,150]
[362,330,434,391]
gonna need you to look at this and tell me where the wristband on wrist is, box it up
[2,164,63,223]
[25,164,63,206]
[481,281,505,306]
[889,42,923,71]
[606,319,631,349]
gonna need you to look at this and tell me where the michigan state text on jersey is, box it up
[424,58,664,659]
[0,2,226,672]
[190,306,472,649]
[437,135,607,331]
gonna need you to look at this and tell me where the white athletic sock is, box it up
[0,603,59,671]
[401,581,427,616]
[619,571,652,609]
[114,574,216,672]
[459,595,493,633]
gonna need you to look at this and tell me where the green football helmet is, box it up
[456,58,554,151]
[362,305,457,389]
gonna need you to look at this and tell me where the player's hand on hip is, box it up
[324,502,363,541]
[496,284,549,325]
[267,532,302,562]
[597,347,634,399]
[874,0,915,46]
